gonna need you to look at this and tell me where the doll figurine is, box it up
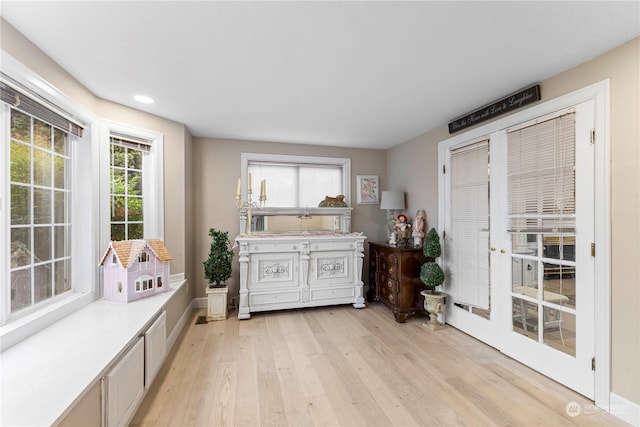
[412,209,426,247]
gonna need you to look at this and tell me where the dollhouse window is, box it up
[135,274,153,292]
[157,276,163,288]
[112,254,117,265]
[138,251,148,263]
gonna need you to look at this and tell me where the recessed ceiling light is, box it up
[134,95,154,104]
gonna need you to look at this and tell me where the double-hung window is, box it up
[100,122,163,250]
[243,153,351,207]
[7,109,73,313]
[109,136,147,240]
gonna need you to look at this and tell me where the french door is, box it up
[441,99,596,399]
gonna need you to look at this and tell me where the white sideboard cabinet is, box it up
[235,232,367,319]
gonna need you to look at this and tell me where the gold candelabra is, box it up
[236,175,266,235]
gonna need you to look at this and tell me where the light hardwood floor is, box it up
[131,304,626,426]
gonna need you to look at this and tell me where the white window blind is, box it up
[1,74,84,137]
[446,140,490,309]
[507,112,576,233]
[248,161,342,208]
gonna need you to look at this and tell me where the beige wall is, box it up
[387,38,640,405]
[191,137,387,299]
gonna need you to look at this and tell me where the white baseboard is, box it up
[193,295,238,311]
[193,297,208,309]
[166,298,194,352]
[609,393,639,427]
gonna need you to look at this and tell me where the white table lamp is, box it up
[380,190,405,241]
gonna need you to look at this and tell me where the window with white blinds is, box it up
[248,160,344,208]
[446,140,490,309]
[507,112,576,233]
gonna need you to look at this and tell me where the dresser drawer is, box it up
[249,242,300,253]
[311,240,358,252]
[379,277,398,303]
[250,291,300,306]
[383,253,399,279]
[311,286,355,301]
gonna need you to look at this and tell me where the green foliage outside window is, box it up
[9,109,72,313]
[110,143,144,240]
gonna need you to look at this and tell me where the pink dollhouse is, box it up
[99,239,172,302]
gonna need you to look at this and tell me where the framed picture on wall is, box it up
[356,175,380,204]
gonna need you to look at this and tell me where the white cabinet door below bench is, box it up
[104,338,144,427]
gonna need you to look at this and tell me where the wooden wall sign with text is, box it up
[448,85,541,134]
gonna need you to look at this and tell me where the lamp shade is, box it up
[380,191,405,210]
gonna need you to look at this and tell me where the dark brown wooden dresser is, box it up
[368,242,430,323]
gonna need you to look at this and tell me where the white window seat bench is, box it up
[0,279,187,426]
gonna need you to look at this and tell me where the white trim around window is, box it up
[98,120,164,256]
[0,50,99,351]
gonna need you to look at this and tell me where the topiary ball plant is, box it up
[420,227,445,293]
[203,228,234,288]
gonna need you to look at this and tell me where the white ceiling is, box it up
[1,1,638,149]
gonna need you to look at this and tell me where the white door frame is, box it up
[437,80,610,408]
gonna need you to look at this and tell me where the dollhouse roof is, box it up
[147,239,173,263]
[99,239,172,268]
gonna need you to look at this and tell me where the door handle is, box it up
[500,249,506,254]
[490,247,496,251]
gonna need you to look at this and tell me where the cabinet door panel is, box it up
[250,253,299,289]
[309,251,352,286]
[145,311,166,389]
[105,338,144,427]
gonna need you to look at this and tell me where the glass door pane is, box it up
[510,232,576,356]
